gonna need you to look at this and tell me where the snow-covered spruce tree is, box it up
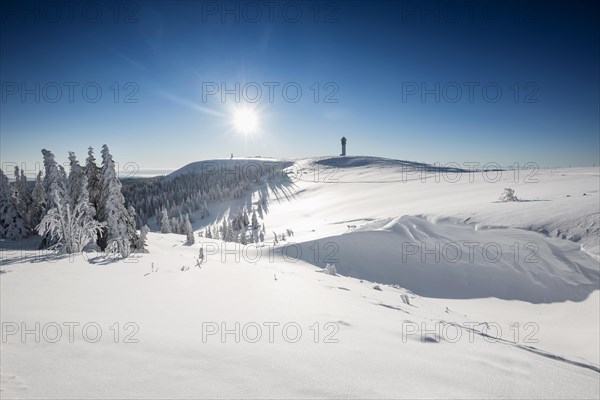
[85,147,101,211]
[0,169,28,240]
[42,149,67,212]
[28,171,46,230]
[239,228,247,245]
[126,205,141,252]
[202,200,209,219]
[67,151,86,208]
[159,208,172,233]
[37,173,105,254]
[221,219,229,241]
[184,214,195,245]
[13,167,33,231]
[97,145,134,257]
[69,153,101,229]
[40,149,69,247]
[230,212,240,231]
[242,210,249,227]
[137,224,150,253]
[58,165,68,193]
[251,210,259,230]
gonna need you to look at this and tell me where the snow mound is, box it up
[291,215,599,303]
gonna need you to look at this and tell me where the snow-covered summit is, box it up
[308,155,467,171]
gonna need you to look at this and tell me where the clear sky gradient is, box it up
[1,0,599,176]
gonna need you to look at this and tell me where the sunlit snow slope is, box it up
[1,156,599,399]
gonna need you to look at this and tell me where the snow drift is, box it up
[290,215,599,303]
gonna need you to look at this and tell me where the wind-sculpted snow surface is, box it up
[291,215,599,303]
[1,233,599,399]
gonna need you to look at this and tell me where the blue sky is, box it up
[1,0,598,176]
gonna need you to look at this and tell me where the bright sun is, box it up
[232,108,259,134]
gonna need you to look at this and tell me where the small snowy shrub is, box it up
[499,188,519,202]
[324,263,337,275]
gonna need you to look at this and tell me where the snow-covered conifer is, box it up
[251,210,259,230]
[85,147,101,210]
[42,149,67,212]
[67,152,85,207]
[221,219,229,241]
[40,149,69,247]
[127,205,141,251]
[160,208,171,233]
[98,145,133,257]
[13,167,32,230]
[202,200,209,218]
[137,224,150,253]
[184,215,194,245]
[0,169,28,240]
[28,171,46,229]
[171,217,180,233]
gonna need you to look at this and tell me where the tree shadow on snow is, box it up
[190,169,299,232]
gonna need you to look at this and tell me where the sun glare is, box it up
[232,108,259,134]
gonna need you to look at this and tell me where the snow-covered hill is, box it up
[1,156,599,399]
[167,157,291,180]
[275,156,600,256]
